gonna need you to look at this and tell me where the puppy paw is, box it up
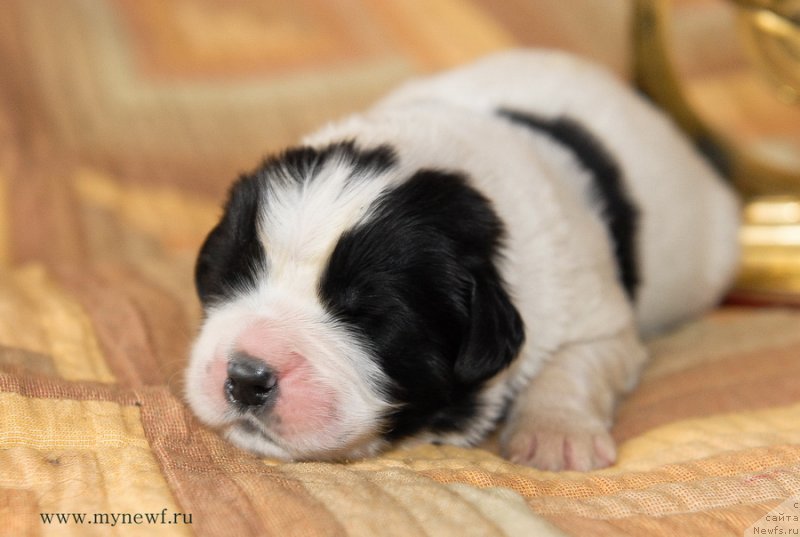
[501,414,616,471]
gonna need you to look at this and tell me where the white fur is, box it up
[187,50,740,468]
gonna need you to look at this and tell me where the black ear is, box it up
[195,221,229,304]
[195,176,266,305]
[454,269,525,386]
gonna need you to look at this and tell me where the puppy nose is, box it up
[225,353,277,409]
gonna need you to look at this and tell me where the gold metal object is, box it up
[739,196,800,298]
[736,0,800,104]
[633,0,800,300]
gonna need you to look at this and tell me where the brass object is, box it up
[738,195,800,301]
[736,0,800,104]
[633,0,800,300]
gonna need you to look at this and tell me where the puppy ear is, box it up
[454,269,525,386]
[195,176,266,305]
[195,221,229,304]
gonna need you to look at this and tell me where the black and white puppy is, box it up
[186,50,740,471]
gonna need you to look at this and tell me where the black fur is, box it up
[497,109,640,300]
[263,141,397,189]
[195,174,267,305]
[318,170,524,441]
[195,141,398,305]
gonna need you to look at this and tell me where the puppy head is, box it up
[186,142,524,461]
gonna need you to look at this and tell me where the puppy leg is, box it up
[501,325,647,471]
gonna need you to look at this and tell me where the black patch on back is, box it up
[319,170,524,441]
[695,135,732,179]
[195,141,397,306]
[497,109,640,300]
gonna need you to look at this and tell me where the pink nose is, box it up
[228,319,338,443]
[232,320,306,401]
[235,320,299,368]
[225,352,277,408]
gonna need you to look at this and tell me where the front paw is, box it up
[501,413,616,471]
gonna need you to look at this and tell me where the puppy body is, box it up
[187,50,740,470]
